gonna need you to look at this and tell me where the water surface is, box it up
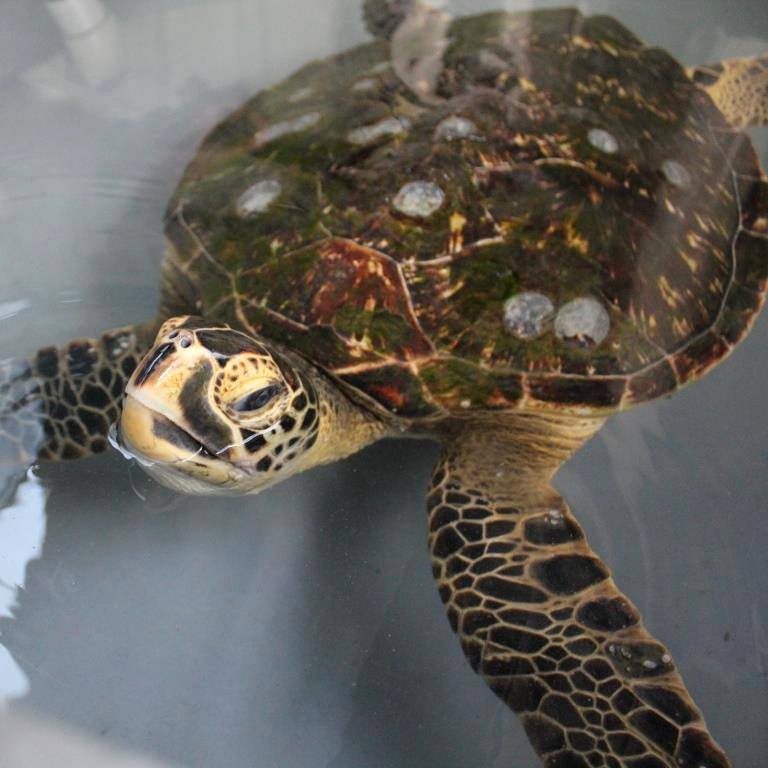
[0,1,766,766]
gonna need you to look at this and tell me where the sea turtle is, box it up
[1,2,767,766]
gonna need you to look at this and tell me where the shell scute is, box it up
[626,359,679,406]
[527,375,627,410]
[738,175,768,236]
[237,237,433,367]
[670,331,731,383]
[340,363,436,416]
[713,126,764,176]
[164,8,768,416]
[712,282,763,348]
[735,230,768,295]
[419,358,524,411]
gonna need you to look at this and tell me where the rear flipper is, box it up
[428,416,730,768]
[689,54,768,128]
[0,324,155,476]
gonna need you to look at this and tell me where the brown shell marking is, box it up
[230,238,443,414]
[160,10,768,418]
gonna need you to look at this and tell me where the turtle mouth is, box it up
[118,394,224,467]
[151,412,219,460]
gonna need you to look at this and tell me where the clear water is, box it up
[0,1,766,766]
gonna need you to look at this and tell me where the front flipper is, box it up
[427,416,730,768]
[0,323,156,472]
[689,54,768,128]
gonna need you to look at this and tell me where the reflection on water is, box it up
[0,471,47,706]
[0,1,767,767]
[45,0,122,87]
[0,710,175,767]
[0,300,31,323]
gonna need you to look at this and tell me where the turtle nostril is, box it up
[168,330,178,339]
[179,337,192,348]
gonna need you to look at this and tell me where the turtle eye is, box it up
[232,383,284,413]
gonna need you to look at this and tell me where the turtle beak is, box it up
[119,395,212,465]
[120,333,237,465]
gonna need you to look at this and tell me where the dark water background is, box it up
[0,1,766,765]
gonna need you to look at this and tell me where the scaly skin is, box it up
[0,323,157,468]
[428,414,730,768]
[690,54,768,128]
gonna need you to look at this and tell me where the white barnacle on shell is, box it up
[287,86,314,103]
[368,61,391,74]
[351,78,378,92]
[503,291,555,340]
[661,159,691,188]
[434,115,481,141]
[554,297,611,347]
[391,180,445,219]
[347,116,411,146]
[587,127,619,154]
[236,179,282,216]
[477,48,509,72]
[253,112,321,147]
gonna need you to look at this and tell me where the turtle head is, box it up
[117,316,322,495]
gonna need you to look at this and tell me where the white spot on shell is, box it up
[347,116,410,146]
[460,398,471,409]
[352,78,378,92]
[587,127,619,154]
[392,181,445,219]
[253,112,321,147]
[236,179,282,216]
[368,61,391,74]
[287,86,314,103]
[435,115,481,141]
[477,48,508,72]
[503,292,554,339]
[661,159,691,188]
[555,297,611,347]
